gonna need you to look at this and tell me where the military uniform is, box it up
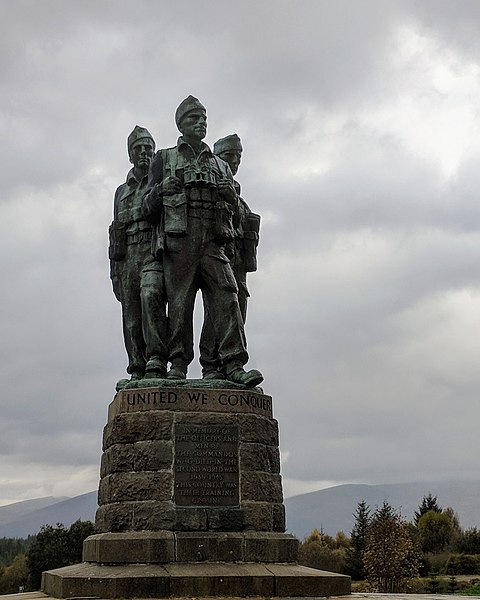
[110,140,167,378]
[232,182,254,322]
[199,135,260,378]
[143,137,248,375]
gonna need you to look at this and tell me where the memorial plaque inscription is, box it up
[174,424,239,507]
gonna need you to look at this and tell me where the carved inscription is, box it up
[110,387,273,421]
[174,424,239,507]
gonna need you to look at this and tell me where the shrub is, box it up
[298,529,348,573]
[363,502,421,593]
[445,554,480,575]
[457,583,480,596]
[423,551,452,574]
[27,520,94,589]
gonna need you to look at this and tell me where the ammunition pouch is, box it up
[108,220,126,261]
[163,194,187,236]
[243,212,260,272]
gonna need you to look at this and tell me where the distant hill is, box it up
[285,480,480,539]
[0,496,68,527]
[1,480,479,540]
[0,492,97,538]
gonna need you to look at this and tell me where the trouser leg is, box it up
[234,269,249,324]
[164,240,198,370]
[140,264,168,374]
[201,254,248,371]
[118,251,146,375]
[199,300,222,376]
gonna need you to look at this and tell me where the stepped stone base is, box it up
[42,385,351,597]
[83,531,298,563]
[42,561,351,598]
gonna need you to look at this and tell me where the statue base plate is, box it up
[42,561,351,598]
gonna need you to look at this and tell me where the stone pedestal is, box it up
[42,382,351,597]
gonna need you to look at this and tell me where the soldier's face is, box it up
[219,149,242,175]
[130,139,155,170]
[180,110,207,141]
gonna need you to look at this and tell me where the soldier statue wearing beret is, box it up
[143,97,263,387]
[199,134,260,379]
[109,126,168,384]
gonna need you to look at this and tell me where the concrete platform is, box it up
[42,561,351,598]
[3,590,480,599]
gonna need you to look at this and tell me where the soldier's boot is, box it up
[202,367,226,380]
[167,360,187,380]
[226,366,263,388]
[144,355,167,379]
[115,368,144,391]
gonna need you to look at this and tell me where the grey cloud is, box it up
[1,0,480,502]
[404,0,480,58]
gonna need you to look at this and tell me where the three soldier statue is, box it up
[109,96,262,388]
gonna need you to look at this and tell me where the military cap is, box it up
[127,125,155,153]
[175,95,206,129]
[214,134,243,156]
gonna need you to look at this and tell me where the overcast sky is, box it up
[1,0,480,507]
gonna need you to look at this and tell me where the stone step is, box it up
[83,531,298,563]
[42,562,351,598]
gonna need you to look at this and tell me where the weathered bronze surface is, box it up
[112,97,263,388]
[200,134,260,378]
[109,126,167,386]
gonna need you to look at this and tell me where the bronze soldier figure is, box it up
[142,97,263,387]
[199,134,260,379]
[109,126,167,383]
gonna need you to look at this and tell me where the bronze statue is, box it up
[142,97,263,387]
[199,134,260,379]
[109,126,167,383]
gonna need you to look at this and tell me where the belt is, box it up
[126,231,152,244]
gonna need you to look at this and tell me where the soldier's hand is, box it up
[217,178,237,204]
[158,176,182,196]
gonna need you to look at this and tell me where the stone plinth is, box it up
[42,384,351,598]
[97,385,284,534]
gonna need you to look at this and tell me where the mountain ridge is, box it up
[285,480,480,538]
[0,479,478,539]
[0,496,69,527]
[0,492,97,538]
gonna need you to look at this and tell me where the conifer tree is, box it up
[414,493,442,525]
[345,500,371,580]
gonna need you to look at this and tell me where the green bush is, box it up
[445,554,480,575]
[423,551,452,574]
[455,529,480,554]
[27,520,94,589]
[298,529,348,573]
[0,554,29,594]
[457,583,480,596]
[426,573,442,593]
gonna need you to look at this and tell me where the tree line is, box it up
[298,493,480,593]
[1,494,480,593]
[0,520,94,593]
